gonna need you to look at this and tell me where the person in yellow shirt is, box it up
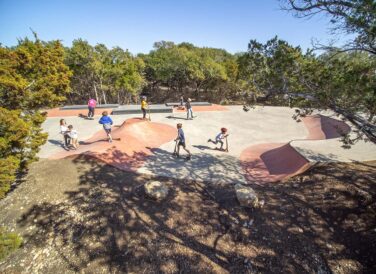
[141,96,148,120]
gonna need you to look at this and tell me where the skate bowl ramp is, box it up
[240,115,352,183]
[50,118,176,171]
[302,115,351,140]
[240,143,311,183]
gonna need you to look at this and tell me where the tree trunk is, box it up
[100,78,107,104]
[93,83,99,104]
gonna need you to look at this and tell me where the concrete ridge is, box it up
[240,114,353,183]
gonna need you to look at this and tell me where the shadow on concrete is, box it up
[165,115,188,120]
[141,147,247,185]
[192,145,213,151]
[14,156,376,272]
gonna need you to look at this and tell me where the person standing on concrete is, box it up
[67,125,79,149]
[60,119,70,149]
[175,123,191,160]
[99,111,113,143]
[87,98,97,119]
[186,98,193,120]
[141,96,149,120]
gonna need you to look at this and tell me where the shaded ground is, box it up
[0,157,375,273]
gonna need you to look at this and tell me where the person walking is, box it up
[99,111,113,142]
[174,123,191,160]
[87,98,97,119]
[185,98,193,120]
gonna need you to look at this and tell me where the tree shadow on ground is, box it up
[140,147,247,185]
[14,154,376,273]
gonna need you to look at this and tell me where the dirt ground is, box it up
[0,156,375,274]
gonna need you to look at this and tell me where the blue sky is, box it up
[0,0,341,54]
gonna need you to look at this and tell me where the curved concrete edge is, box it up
[294,114,375,163]
[240,143,311,183]
[302,114,351,140]
[240,114,360,183]
[49,118,176,172]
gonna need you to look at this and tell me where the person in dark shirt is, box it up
[175,123,191,159]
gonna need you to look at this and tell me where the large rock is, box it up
[235,183,259,208]
[144,181,169,200]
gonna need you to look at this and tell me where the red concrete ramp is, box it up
[50,118,176,171]
[240,143,310,183]
[302,115,351,140]
[240,115,351,183]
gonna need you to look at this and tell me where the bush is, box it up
[0,227,22,260]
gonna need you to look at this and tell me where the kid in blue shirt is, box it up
[99,111,113,142]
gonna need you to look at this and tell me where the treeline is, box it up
[65,39,240,104]
[65,38,375,123]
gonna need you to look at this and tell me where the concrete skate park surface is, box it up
[39,106,376,184]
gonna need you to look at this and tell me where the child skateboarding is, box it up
[99,111,113,143]
[208,127,229,152]
[87,98,97,119]
[174,123,191,160]
[67,125,79,149]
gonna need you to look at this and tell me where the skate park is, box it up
[39,104,376,185]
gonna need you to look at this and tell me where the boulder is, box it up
[144,181,169,200]
[235,183,259,208]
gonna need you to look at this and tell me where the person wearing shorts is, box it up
[175,123,191,159]
[99,111,113,142]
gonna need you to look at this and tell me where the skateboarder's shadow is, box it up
[192,145,212,151]
[78,113,92,120]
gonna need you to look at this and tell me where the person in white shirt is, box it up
[207,127,229,151]
[67,125,79,149]
[60,119,70,148]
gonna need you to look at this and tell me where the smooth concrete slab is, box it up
[112,104,173,115]
[165,102,212,107]
[60,104,119,110]
[38,106,376,184]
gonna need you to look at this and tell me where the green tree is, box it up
[142,41,238,102]
[66,40,145,104]
[0,36,71,198]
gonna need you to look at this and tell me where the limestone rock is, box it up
[235,183,259,208]
[144,181,169,200]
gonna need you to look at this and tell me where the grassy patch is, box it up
[0,227,22,261]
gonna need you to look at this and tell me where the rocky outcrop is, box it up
[144,181,169,200]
